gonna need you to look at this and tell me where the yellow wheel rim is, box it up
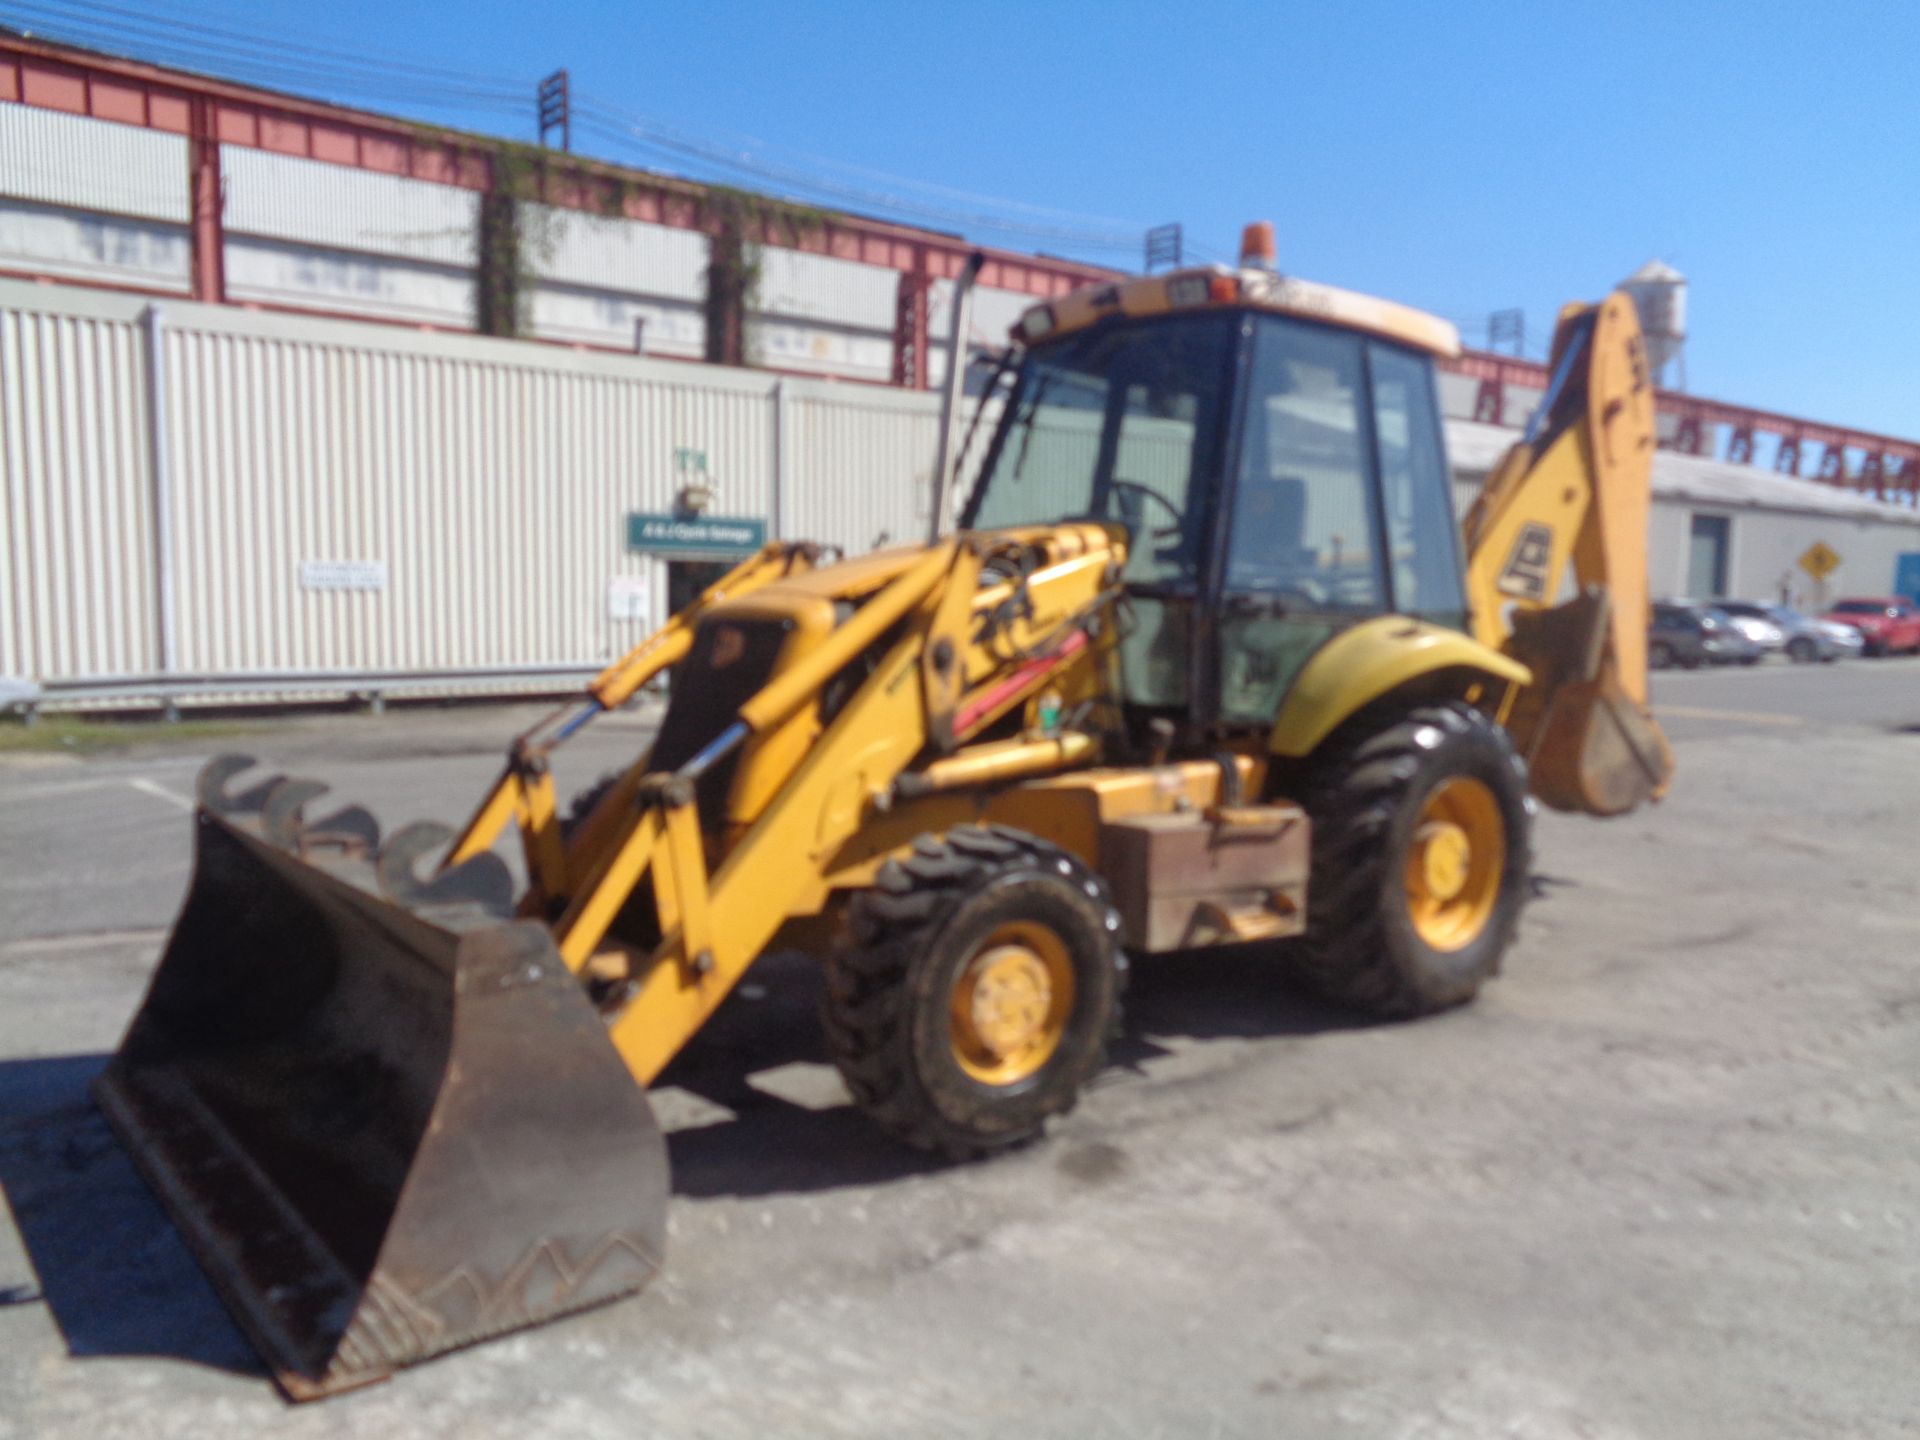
[1404,776,1505,951]
[949,920,1075,1085]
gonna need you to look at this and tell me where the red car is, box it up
[1823,597,1920,656]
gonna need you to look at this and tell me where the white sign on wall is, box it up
[607,574,653,624]
[300,560,388,592]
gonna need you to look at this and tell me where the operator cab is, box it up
[961,230,1465,736]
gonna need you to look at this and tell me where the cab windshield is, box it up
[962,313,1237,586]
[961,309,1461,726]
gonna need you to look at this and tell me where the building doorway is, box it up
[666,559,733,616]
[1687,514,1730,598]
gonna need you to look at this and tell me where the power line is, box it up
[5,0,1153,258]
[7,0,532,88]
[0,2,532,115]
[576,106,1142,252]
[573,97,1145,250]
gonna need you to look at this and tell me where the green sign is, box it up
[627,512,766,557]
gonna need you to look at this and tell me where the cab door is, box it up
[1210,317,1462,728]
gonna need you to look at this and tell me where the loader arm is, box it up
[1460,291,1675,816]
[561,528,1121,1085]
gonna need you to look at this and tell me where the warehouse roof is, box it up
[1445,419,1920,528]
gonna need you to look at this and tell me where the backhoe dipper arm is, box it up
[1460,292,1675,817]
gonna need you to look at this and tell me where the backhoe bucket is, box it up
[95,811,669,1400]
[1504,592,1675,817]
[1523,670,1675,816]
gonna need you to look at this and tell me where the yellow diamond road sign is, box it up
[1799,541,1841,581]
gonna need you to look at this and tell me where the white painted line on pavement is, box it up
[1658,704,1806,726]
[126,777,194,812]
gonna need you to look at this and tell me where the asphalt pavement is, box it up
[2,660,1918,1439]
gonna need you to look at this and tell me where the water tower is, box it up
[1618,259,1687,389]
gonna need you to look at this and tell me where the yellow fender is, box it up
[1267,617,1532,759]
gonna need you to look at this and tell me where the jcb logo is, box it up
[1498,523,1553,601]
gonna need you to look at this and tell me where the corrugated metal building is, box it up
[7,32,1920,711]
[0,278,943,706]
[1448,422,1920,609]
[8,277,1920,712]
[0,35,1103,396]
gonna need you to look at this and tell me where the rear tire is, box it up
[822,825,1124,1158]
[1295,702,1532,1018]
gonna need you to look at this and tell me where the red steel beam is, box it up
[0,33,1110,304]
[10,32,1909,465]
[1441,348,1920,486]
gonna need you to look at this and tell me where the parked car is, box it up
[1821,597,1920,656]
[1650,601,1762,669]
[1717,600,1849,662]
[1711,601,1787,656]
[1819,619,1867,659]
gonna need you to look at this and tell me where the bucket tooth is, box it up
[197,754,285,817]
[95,812,670,1399]
[262,779,331,850]
[304,805,381,858]
[377,820,514,916]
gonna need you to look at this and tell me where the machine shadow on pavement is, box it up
[0,948,1381,1373]
[1113,941,1379,1065]
[663,943,1374,1201]
[0,950,1382,1393]
[0,1054,263,1381]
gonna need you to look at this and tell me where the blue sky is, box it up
[17,0,1919,436]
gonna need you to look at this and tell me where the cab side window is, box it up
[1225,322,1383,611]
[1369,342,1466,627]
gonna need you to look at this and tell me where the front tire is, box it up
[1649,640,1675,670]
[1786,637,1816,663]
[822,825,1124,1158]
[1296,702,1533,1017]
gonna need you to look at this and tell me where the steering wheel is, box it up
[1107,479,1184,539]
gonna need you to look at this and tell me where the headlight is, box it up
[1016,306,1055,344]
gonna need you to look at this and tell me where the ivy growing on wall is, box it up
[437,124,829,354]
[473,142,565,339]
[702,187,827,367]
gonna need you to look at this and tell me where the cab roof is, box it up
[1013,265,1461,359]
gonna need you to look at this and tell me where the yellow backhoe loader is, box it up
[95,225,1673,1399]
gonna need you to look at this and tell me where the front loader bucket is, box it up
[94,811,669,1400]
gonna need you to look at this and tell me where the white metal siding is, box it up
[0,105,189,222]
[10,275,1920,706]
[224,235,476,327]
[927,282,1036,385]
[1435,369,1479,421]
[758,248,897,329]
[751,316,893,381]
[0,198,191,292]
[526,282,704,357]
[0,300,159,681]
[221,147,478,265]
[783,381,937,554]
[529,205,707,299]
[157,304,775,678]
